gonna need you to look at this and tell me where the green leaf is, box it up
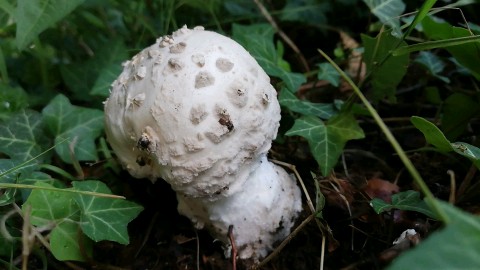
[0,187,16,206]
[411,117,480,169]
[317,62,341,87]
[0,159,38,184]
[422,16,480,80]
[451,142,480,170]
[313,172,325,219]
[400,0,437,39]
[278,89,336,119]
[361,31,409,102]
[73,180,143,244]
[232,23,306,92]
[280,0,331,25]
[0,110,49,162]
[23,182,91,261]
[15,0,85,50]
[441,93,480,140]
[90,63,122,97]
[286,113,364,176]
[410,116,453,152]
[370,190,438,219]
[24,182,78,226]
[61,39,127,100]
[393,34,480,56]
[414,51,449,83]
[42,94,104,163]
[388,201,480,269]
[362,0,406,36]
[0,84,28,120]
[50,220,93,261]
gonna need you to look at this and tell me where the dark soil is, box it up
[68,111,474,270]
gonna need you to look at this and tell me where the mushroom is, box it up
[104,25,302,259]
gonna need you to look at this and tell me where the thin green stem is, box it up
[0,138,68,179]
[317,49,450,224]
[38,164,77,182]
[0,183,125,199]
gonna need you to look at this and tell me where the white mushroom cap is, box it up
[104,25,281,198]
[177,155,302,259]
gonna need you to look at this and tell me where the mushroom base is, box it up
[177,155,302,259]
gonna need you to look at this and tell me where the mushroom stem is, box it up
[177,155,302,259]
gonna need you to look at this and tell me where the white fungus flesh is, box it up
[104,25,302,259]
[178,155,302,259]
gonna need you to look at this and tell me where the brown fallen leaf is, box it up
[363,177,399,203]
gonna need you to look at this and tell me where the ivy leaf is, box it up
[362,31,409,102]
[61,39,127,100]
[286,113,364,176]
[232,23,306,92]
[280,0,331,25]
[279,89,336,119]
[317,62,341,87]
[42,94,104,163]
[23,182,92,261]
[0,110,49,162]
[414,51,450,83]
[362,0,406,36]
[50,219,93,261]
[73,180,143,245]
[370,190,438,219]
[0,84,29,120]
[90,63,123,97]
[15,0,85,50]
[0,159,39,184]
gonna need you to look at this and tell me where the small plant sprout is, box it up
[104,25,302,259]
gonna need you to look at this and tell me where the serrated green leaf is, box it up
[0,110,49,162]
[414,51,450,83]
[389,201,480,269]
[15,0,85,50]
[279,89,336,119]
[286,113,364,176]
[370,190,438,219]
[361,31,409,102]
[411,116,453,152]
[317,62,341,87]
[73,180,143,244]
[362,0,405,36]
[422,16,480,80]
[42,94,104,163]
